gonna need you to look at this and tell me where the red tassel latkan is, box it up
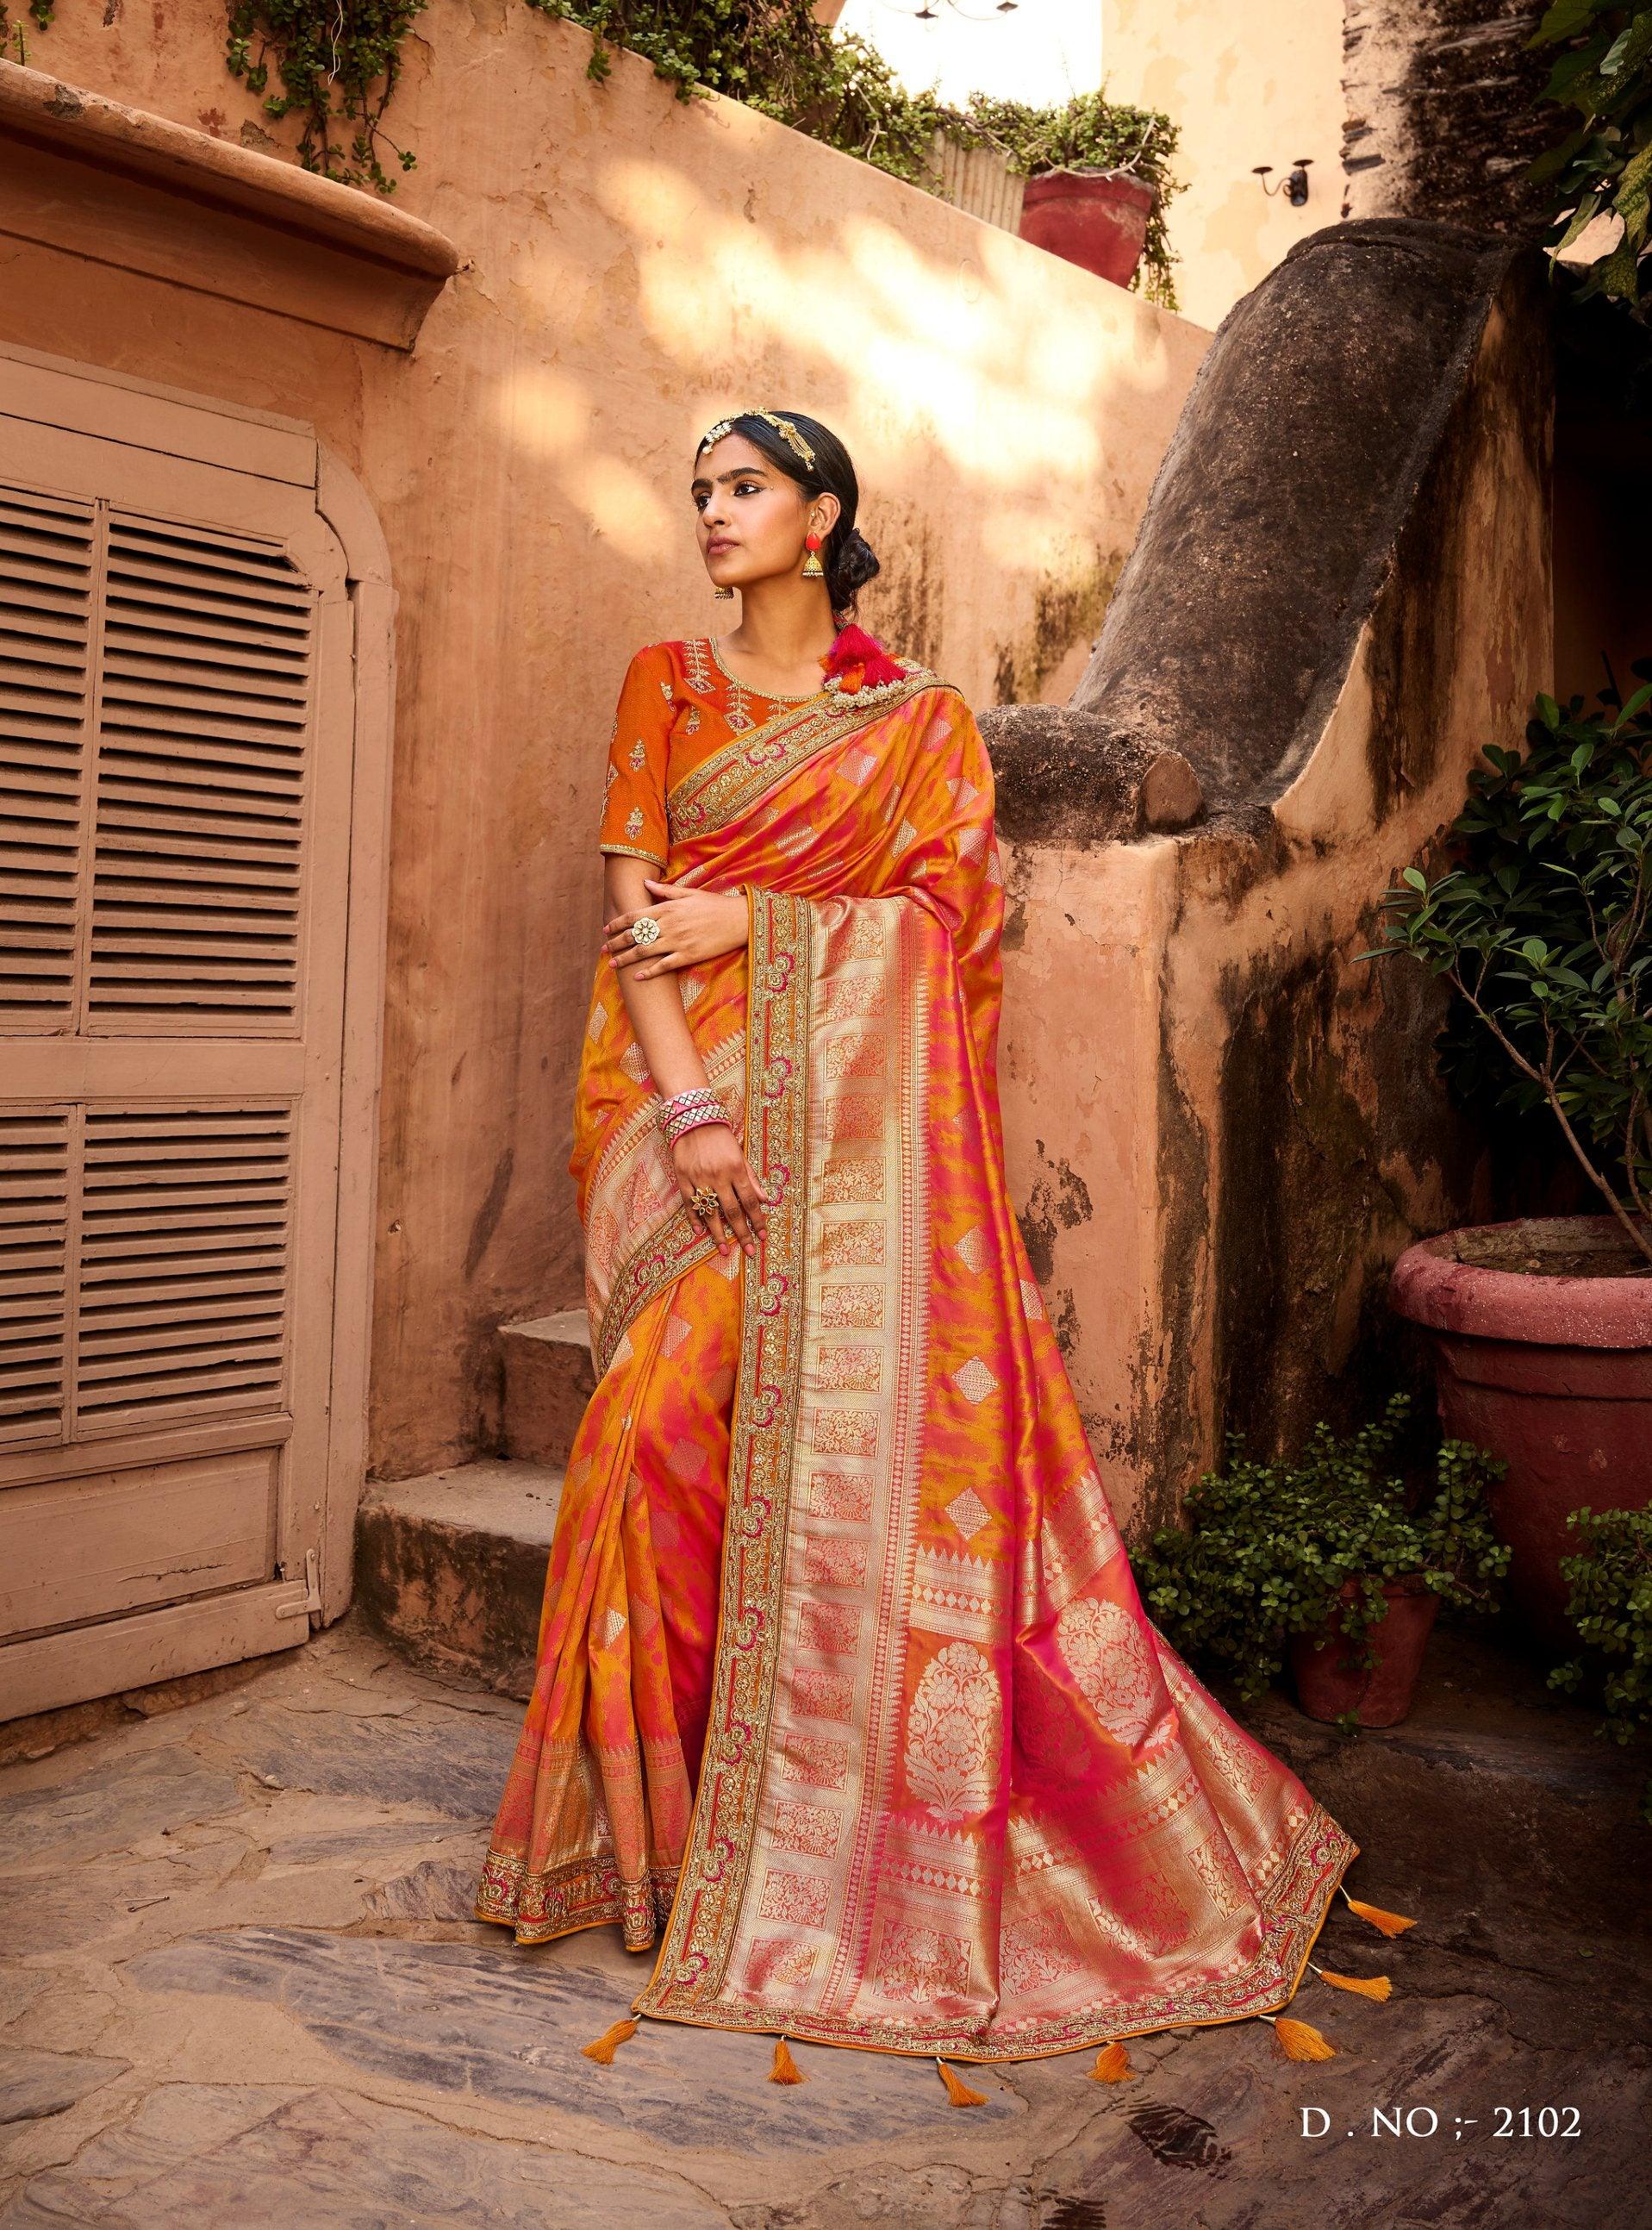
[821,622,905,693]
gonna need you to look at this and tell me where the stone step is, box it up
[354,1460,563,1700]
[499,1308,594,1465]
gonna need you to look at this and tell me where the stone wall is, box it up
[984,223,1553,1534]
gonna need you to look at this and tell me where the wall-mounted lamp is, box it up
[1253,158,1312,208]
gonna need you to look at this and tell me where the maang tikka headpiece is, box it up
[699,409,816,472]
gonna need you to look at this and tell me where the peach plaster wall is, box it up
[2,8,1207,1478]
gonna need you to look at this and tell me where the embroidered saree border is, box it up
[633,887,814,2016]
[635,1807,1356,2060]
[477,1849,678,1952]
[667,671,946,845]
[587,1028,746,1376]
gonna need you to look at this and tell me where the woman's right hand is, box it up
[673,1122,770,1258]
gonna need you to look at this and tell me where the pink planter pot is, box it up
[1390,1216,1652,1648]
[1019,168,1156,290]
[1289,1577,1440,1727]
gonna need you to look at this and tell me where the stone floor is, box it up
[2,1618,1649,2228]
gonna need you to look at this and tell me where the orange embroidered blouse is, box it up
[597,634,830,869]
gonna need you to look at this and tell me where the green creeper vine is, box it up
[225,0,424,192]
[3,0,1180,303]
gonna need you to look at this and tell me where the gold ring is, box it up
[631,915,661,946]
[689,1184,720,1220]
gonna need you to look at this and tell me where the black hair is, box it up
[694,409,881,620]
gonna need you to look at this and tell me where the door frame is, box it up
[0,340,395,1686]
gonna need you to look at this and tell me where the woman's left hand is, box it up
[604,873,749,980]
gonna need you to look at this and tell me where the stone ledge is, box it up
[980,703,1204,848]
[0,60,461,349]
[500,1309,595,1467]
[355,1462,563,1699]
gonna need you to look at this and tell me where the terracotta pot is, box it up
[1390,1216,1652,1649]
[1289,1577,1439,1727]
[1018,168,1156,290]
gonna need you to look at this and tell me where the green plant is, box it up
[949,89,1182,306]
[198,0,1179,303]
[1368,677,1652,1264]
[1527,1,1652,321]
[1132,1395,1509,1707]
[1549,1503,1652,1821]
[226,0,424,191]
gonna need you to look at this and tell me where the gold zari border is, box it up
[633,887,814,2018]
[667,671,949,846]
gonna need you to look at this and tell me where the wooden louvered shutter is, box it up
[0,352,379,1719]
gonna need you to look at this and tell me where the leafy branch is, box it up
[1366,676,1652,1265]
[1527,0,1652,319]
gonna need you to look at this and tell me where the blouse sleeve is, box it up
[597,641,676,868]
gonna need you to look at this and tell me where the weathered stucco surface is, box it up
[2,5,1207,1481]
[987,225,1552,1538]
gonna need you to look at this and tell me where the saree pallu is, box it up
[477,665,1358,2059]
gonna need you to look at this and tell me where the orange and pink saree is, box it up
[477,639,1358,2062]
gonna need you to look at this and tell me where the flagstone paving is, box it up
[2,1621,1647,2227]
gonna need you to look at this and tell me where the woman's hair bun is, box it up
[829,525,881,612]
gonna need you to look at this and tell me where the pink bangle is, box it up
[663,1103,732,1146]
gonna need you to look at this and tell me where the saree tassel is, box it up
[1089,2041,1133,2083]
[1341,1889,1417,1939]
[580,2017,638,2065]
[1259,2014,1337,2063]
[1312,1960,1393,2002]
[769,2036,806,2085]
[936,2057,988,2108]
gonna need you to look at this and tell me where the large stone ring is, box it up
[630,915,661,946]
[689,1184,720,1221]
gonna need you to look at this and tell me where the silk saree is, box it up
[477,634,1359,2062]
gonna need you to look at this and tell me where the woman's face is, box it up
[691,433,837,594]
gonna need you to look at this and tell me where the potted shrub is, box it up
[1372,678,1652,1645]
[956,91,1181,300]
[1548,1504,1652,1822]
[1132,1396,1509,1728]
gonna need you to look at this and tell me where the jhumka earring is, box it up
[713,581,735,599]
[801,528,825,579]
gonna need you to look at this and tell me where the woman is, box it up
[477,407,1393,2084]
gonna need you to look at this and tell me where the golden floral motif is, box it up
[904,1641,1001,1822]
[807,1472,872,1523]
[758,1869,831,1927]
[1058,1597,1161,1748]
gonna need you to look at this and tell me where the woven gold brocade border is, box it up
[633,887,814,2019]
[635,1806,1357,2062]
[667,673,951,845]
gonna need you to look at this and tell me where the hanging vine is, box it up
[224,0,424,191]
[3,0,1181,302]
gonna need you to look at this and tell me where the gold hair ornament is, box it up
[698,409,816,472]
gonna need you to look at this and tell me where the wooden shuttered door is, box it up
[0,354,377,1718]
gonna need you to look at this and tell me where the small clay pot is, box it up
[1289,1577,1439,1727]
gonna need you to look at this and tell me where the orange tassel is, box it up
[1312,1962,1393,2002]
[1342,1889,1416,1938]
[937,2057,988,2107]
[1265,2014,1337,2063]
[580,2017,637,2065]
[1089,2041,1132,2083]
[769,2036,805,2084]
